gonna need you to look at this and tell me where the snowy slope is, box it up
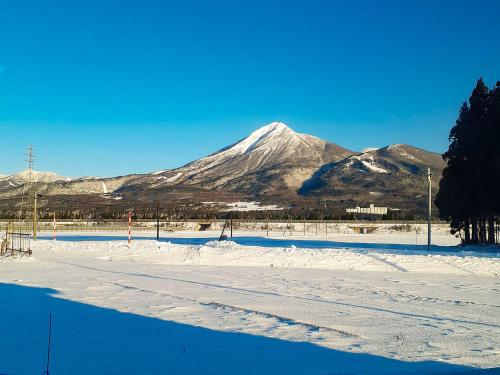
[0,124,446,205]
[130,122,354,193]
[0,169,70,195]
[0,233,498,374]
[0,122,354,199]
[299,144,445,207]
[333,144,444,176]
[0,169,69,184]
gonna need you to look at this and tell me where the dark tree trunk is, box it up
[482,218,488,243]
[471,217,478,243]
[479,218,485,243]
[464,217,471,243]
[488,216,495,244]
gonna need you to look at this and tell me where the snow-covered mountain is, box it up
[0,169,71,197]
[299,144,445,209]
[118,122,354,196]
[0,123,446,208]
[0,170,63,201]
[0,169,70,183]
[0,169,68,188]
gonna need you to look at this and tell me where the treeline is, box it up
[436,79,500,244]
[0,203,418,221]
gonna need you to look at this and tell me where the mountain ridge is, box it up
[0,122,445,210]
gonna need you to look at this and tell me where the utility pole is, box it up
[156,202,160,240]
[427,167,432,251]
[324,202,328,236]
[303,204,307,236]
[33,193,37,240]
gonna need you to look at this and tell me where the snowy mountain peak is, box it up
[386,143,409,153]
[155,121,355,192]
[230,122,295,155]
[258,121,291,132]
[362,147,380,153]
[0,169,70,183]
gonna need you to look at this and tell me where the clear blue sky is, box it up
[1,0,499,177]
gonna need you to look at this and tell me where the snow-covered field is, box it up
[1,230,499,374]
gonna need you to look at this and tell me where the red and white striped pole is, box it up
[52,212,56,242]
[128,211,132,246]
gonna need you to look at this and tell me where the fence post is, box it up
[128,211,132,246]
[266,215,269,237]
[52,213,56,242]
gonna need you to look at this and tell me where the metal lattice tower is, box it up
[19,145,37,235]
[24,145,36,206]
[26,145,34,185]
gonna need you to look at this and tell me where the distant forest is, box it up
[0,198,419,222]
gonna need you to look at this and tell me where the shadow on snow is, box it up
[0,283,495,375]
[37,234,499,257]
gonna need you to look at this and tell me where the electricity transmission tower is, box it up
[21,145,38,239]
[26,145,35,189]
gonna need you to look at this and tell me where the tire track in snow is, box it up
[51,260,500,329]
[107,280,358,339]
[204,301,357,338]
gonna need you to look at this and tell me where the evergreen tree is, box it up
[436,78,498,245]
[484,82,500,243]
[467,79,489,242]
[436,102,472,241]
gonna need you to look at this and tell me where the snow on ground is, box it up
[200,201,284,211]
[155,172,183,182]
[224,201,284,211]
[353,154,389,173]
[1,230,499,374]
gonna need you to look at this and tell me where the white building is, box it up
[346,204,388,215]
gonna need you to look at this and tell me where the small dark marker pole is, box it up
[427,168,432,251]
[45,313,52,375]
[266,214,269,237]
[230,214,233,238]
[156,202,160,240]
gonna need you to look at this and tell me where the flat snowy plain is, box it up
[1,229,499,374]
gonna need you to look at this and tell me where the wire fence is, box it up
[0,219,449,237]
[1,224,32,256]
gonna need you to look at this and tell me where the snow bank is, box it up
[32,238,499,276]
